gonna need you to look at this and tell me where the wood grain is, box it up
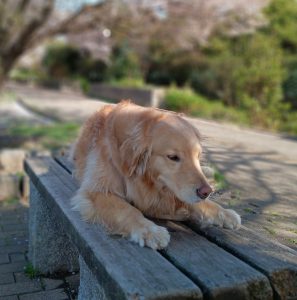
[188,221,297,299]
[25,157,201,300]
[54,155,273,300]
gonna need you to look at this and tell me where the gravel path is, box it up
[3,82,297,250]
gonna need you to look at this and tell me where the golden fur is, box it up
[71,101,241,249]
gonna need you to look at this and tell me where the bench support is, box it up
[28,182,79,274]
[78,256,107,300]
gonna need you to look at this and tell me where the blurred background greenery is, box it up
[1,0,297,135]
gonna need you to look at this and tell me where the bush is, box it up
[191,34,287,128]
[80,59,107,83]
[108,77,145,88]
[108,43,141,80]
[42,44,81,79]
[145,39,197,86]
[164,88,249,125]
[42,43,107,83]
[283,70,297,109]
[10,67,43,83]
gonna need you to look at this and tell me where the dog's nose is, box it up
[197,184,213,199]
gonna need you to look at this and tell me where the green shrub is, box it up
[108,77,146,88]
[283,69,297,109]
[280,111,297,135]
[10,67,43,83]
[264,0,297,53]
[79,77,90,94]
[108,43,141,80]
[191,33,288,128]
[80,58,107,83]
[164,88,249,125]
[146,69,171,86]
[145,39,197,86]
[42,43,81,79]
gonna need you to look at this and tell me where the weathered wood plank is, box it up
[162,223,272,300]
[55,155,273,300]
[25,157,202,300]
[188,222,297,300]
[54,154,73,174]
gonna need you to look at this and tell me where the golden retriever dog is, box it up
[70,101,241,249]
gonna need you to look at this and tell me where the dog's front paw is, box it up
[219,209,241,230]
[130,223,170,250]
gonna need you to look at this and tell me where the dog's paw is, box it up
[130,223,170,250]
[219,209,241,230]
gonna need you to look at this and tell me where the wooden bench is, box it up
[24,156,297,300]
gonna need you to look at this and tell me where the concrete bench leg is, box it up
[78,256,107,300]
[28,182,79,274]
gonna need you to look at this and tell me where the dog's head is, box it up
[120,111,213,204]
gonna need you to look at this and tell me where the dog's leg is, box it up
[190,199,241,229]
[72,191,170,249]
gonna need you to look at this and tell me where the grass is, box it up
[164,88,250,125]
[0,91,17,103]
[287,238,297,245]
[1,197,19,207]
[24,263,40,279]
[243,207,256,214]
[164,87,297,136]
[9,122,79,151]
[213,168,228,190]
[263,226,277,236]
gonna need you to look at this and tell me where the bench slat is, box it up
[55,155,273,300]
[25,157,202,300]
[189,222,297,299]
[163,223,272,299]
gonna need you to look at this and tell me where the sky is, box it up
[55,0,101,11]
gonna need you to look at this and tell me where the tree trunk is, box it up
[0,0,54,87]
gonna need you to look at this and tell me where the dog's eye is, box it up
[167,155,180,162]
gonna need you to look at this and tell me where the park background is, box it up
[1,0,297,136]
[0,1,297,298]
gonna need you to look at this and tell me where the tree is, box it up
[0,0,54,86]
[264,0,297,53]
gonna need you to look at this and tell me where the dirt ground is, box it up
[2,82,297,251]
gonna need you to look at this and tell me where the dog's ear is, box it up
[120,122,152,177]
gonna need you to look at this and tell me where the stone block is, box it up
[0,174,20,201]
[0,273,14,284]
[28,183,79,274]
[0,253,9,264]
[9,253,26,262]
[0,149,26,174]
[0,281,41,297]
[78,255,107,300]
[0,262,26,274]
[19,288,68,300]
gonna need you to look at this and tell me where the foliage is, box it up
[24,263,39,279]
[263,0,297,53]
[108,77,146,88]
[283,69,297,109]
[262,0,297,110]
[192,33,287,128]
[42,43,107,82]
[42,44,82,79]
[80,58,107,83]
[164,88,249,125]
[145,40,197,86]
[10,68,44,83]
[279,111,297,136]
[108,43,141,80]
